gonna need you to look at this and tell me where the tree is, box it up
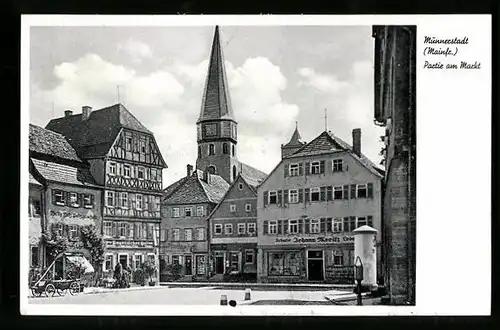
[42,231,69,263]
[80,224,105,286]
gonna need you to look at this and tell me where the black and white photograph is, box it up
[21,15,490,316]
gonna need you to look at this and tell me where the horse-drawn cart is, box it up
[30,252,94,297]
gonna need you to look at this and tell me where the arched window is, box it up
[232,165,237,181]
[209,144,215,156]
[232,145,235,157]
[223,143,229,154]
[208,165,216,174]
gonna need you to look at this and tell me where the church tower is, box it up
[196,26,239,184]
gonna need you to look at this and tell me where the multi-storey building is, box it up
[207,172,264,281]
[160,165,228,280]
[46,104,167,277]
[373,25,416,305]
[256,128,384,283]
[29,124,103,277]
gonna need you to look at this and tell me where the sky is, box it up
[29,25,384,188]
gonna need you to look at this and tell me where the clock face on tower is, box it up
[205,123,217,137]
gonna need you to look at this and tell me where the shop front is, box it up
[210,243,257,280]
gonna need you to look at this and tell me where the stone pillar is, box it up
[353,225,378,291]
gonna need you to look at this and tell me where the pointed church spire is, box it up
[281,122,305,159]
[197,25,235,124]
[286,121,304,146]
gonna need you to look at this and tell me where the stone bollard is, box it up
[220,294,228,305]
[244,288,251,301]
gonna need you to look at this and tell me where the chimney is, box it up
[352,128,361,157]
[64,110,73,117]
[186,164,193,177]
[82,106,92,121]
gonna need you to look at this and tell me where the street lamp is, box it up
[355,256,364,306]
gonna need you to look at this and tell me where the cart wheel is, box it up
[31,288,37,297]
[57,288,67,296]
[69,282,80,295]
[45,284,56,297]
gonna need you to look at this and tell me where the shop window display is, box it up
[268,251,301,276]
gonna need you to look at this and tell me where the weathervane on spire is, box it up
[324,108,328,131]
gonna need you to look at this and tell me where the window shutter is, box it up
[278,220,283,234]
[52,189,57,205]
[263,221,269,234]
[320,187,326,201]
[298,163,303,175]
[112,222,117,237]
[320,160,325,174]
[78,193,84,207]
[180,207,185,217]
[305,188,310,202]
[115,192,120,207]
[277,190,283,206]
[340,160,344,171]
[367,216,373,227]
[326,218,333,232]
[343,217,350,232]
[263,191,268,206]
[367,183,374,198]
[298,189,303,203]
[305,162,310,175]
[304,219,310,234]
[350,185,357,199]
[343,185,349,200]
[64,191,69,206]
[284,164,289,177]
[298,219,303,233]
[320,218,326,233]
[326,186,333,201]
[90,194,95,208]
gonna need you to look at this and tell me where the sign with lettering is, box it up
[274,235,354,245]
[107,240,154,249]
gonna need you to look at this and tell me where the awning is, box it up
[66,255,95,274]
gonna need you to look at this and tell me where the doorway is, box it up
[307,250,324,281]
[119,254,128,269]
[184,256,192,275]
[215,252,225,274]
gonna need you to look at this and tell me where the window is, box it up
[136,194,143,210]
[144,196,149,210]
[209,144,215,155]
[223,143,229,154]
[172,229,180,241]
[83,194,93,208]
[289,163,299,176]
[208,165,216,174]
[106,191,114,207]
[268,221,278,234]
[29,198,41,216]
[103,222,112,237]
[54,223,64,236]
[129,223,134,238]
[70,193,79,207]
[147,224,154,239]
[230,204,236,212]
[108,162,117,175]
[310,187,320,202]
[196,206,204,216]
[137,167,145,180]
[196,255,207,275]
[333,186,343,200]
[104,254,113,271]
[357,184,367,198]
[126,135,132,151]
[247,223,256,234]
[245,250,255,264]
[173,207,180,218]
[268,191,278,204]
[310,161,321,174]
[288,220,299,234]
[238,183,244,190]
[198,146,202,157]
[140,140,146,153]
[69,225,78,240]
[357,217,367,228]
[120,192,128,208]
[124,164,131,177]
[54,190,65,206]
[214,224,223,235]
[333,252,344,266]
[119,223,128,237]
[196,228,205,241]
[185,207,193,217]
[245,204,251,212]
[268,252,301,276]
[332,159,343,172]
[172,256,180,265]
[333,218,343,233]
[310,219,320,233]
[185,229,193,241]
[224,224,233,234]
[232,145,235,156]
[154,196,160,211]
[238,223,246,234]
[289,189,299,203]
[134,254,143,269]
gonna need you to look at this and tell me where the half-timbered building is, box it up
[46,104,167,278]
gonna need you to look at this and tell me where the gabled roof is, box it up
[197,26,235,124]
[31,158,101,188]
[29,172,43,186]
[239,162,267,188]
[45,103,156,160]
[163,169,230,205]
[29,124,83,163]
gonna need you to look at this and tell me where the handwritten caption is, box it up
[423,36,481,70]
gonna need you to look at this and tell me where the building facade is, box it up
[257,129,384,283]
[373,25,416,305]
[46,104,167,278]
[29,124,103,277]
[207,174,260,281]
[160,166,229,280]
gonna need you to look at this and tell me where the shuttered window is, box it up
[367,183,374,198]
